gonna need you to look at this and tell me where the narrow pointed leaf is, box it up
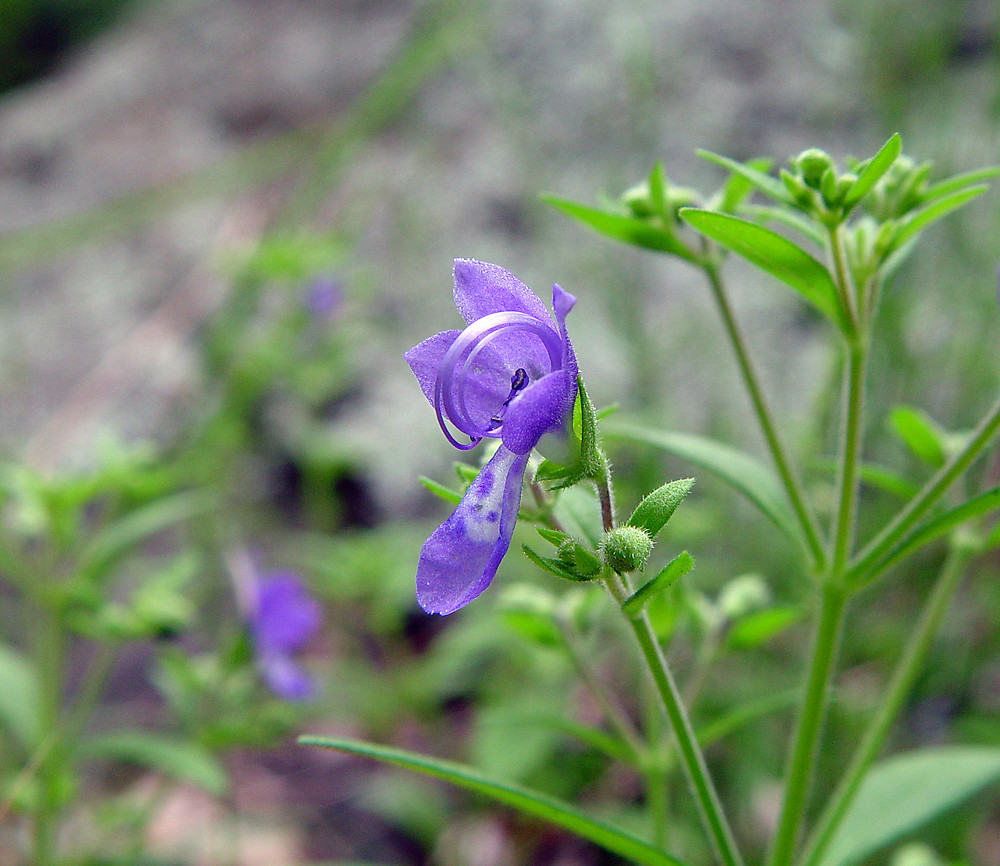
[515,714,638,764]
[888,406,946,467]
[842,133,901,210]
[717,157,774,212]
[541,194,698,262]
[622,551,694,618]
[648,161,668,217]
[725,606,801,649]
[679,208,845,330]
[922,165,1000,201]
[891,185,988,250]
[419,475,462,504]
[695,689,800,747]
[0,645,39,748]
[522,545,595,582]
[697,150,794,205]
[817,747,1000,866]
[628,478,695,538]
[300,736,686,866]
[603,422,799,544]
[80,733,229,795]
[862,483,1000,582]
[536,527,570,546]
[77,490,216,582]
[741,204,826,247]
[856,463,919,500]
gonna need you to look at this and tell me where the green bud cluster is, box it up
[620,169,701,224]
[863,154,933,221]
[782,148,862,222]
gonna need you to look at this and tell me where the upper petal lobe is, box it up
[453,259,552,325]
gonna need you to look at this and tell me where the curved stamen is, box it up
[434,311,565,449]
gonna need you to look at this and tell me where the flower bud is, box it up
[621,180,655,218]
[602,526,653,574]
[794,148,834,188]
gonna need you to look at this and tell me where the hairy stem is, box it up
[594,457,743,866]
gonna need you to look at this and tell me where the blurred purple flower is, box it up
[247,571,322,701]
[405,259,577,615]
[305,276,343,318]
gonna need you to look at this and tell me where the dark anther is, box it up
[489,368,531,428]
[510,368,529,394]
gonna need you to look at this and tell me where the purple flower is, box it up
[405,260,578,615]
[305,276,344,318]
[247,572,322,701]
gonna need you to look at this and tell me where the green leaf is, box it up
[679,208,845,330]
[889,406,946,467]
[628,478,695,538]
[540,194,698,262]
[0,645,39,748]
[863,484,1000,581]
[695,689,800,747]
[741,204,826,247]
[622,552,694,618]
[552,485,604,549]
[498,713,637,764]
[537,527,570,546]
[922,165,1000,201]
[697,150,794,206]
[890,185,988,251]
[77,490,215,583]
[647,161,668,218]
[842,133,902,210]
[521,545,596,582]
[300,736,686,866]
[817,746,1000,866]
[856,463,919,500]
[717,157,775,212]
[603,422,799,545]
[725,606,800,649]
[419,475,462,505]
[80,733,229,795]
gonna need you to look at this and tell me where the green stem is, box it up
[32,598,65,866]
[702,262,826,571]
[768,259,867,866]
[800,543,972,866]
[605,575,743,866]
[594,458,742,866]
[65,642,118,744]
[557,613,646,763]
[829,341,867,577]
[826,224,860,335]
[766,583,848,866]
[847,391,1000,586]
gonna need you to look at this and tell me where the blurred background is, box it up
[0,0,998,864]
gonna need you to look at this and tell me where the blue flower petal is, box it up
[416,445,529,614]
